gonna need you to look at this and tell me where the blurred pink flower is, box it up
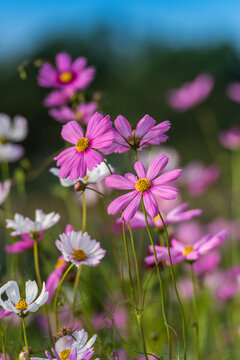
[46,256,67,303]
[193,251,221,276]
[49,102,98,124]
[54,113,114,180]
[38,52,95,95]
[219,126,240,150]
[211,266,240,301]
[119,203,201,230]
[166,73,214,112]
[91,305,128,334]
[173,279,194,300]
[208,217,240,240]
[226,82,240,103]
[106,155,182,222]
[173,221,204,244]
[43,89,70,107]
[145,230,227,266]
[181,161,220,196]
[0,354,10,360]
[0,180,11,205]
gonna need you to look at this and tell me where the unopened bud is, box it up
[74,181,84,192]
[111,351,119,360]
[19,352,29,360]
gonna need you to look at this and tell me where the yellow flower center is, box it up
[153,215,160,222]
[15,298,28,312]
[55,258,65,269]
[59,72,73,83]
[73,249,87,261]
[135,178,151,192]
[84,174,89,181]
[59,349,71,360]
[76,137,90,152]
[183,245,194,256]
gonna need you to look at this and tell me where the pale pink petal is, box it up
[134,161,146,178]
[121,193,142,221]
[56,52,72,71]
[146,154,169,180]
[105,175,136,190]
[135,115,156,138]
[107,191,137,215]
[61,121,83,144]
[143,191,158,218]
[150,185,179,200]
[152,169,182,185]
[114,115,132,139]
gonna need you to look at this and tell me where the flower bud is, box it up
[19,352,29,360]
[74,181,84,192]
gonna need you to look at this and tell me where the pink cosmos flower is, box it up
[145,230,226,267]
[226,82,240,103]
[219,126,240,150]
[49,102,98,124]
[54,113,114,180]
[193,251,221,276]
[215,266,240,301]
[109,115,170,153]
[43,89,70,107]
[45,256,67,303]
[180,161,220,196]
[105,154,182,222]
[0,354,10,360]
[38,52,95,95]
[123,202,201,229]
[173,221,204,245]
[165,73,214,112]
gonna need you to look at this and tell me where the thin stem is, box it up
[127,222,148,360]
[0,321,6,360]
[54,263,74,333]
[158,211,187,360]
[71,265,82,328]
[104,160,113,175]
[190,263,200,360]
[21,318,29,356]
[141,199,171,359]
[82,192,87,232]
[85,187,111,200]
[33,240,53,345]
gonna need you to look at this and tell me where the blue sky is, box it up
[1,0,240,62]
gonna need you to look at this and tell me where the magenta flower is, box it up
[45,256,67,303]
[110,115,170,153]
[216,266,240,301]
[193,251,221,276]
[123,202,201,229]
[43,89,69,107]
[219,126,240,150]
[165,73,214,112]
[38,52,95,95]
[49,102,98,124]
[181,161,220,196]
[54,113,114,180]
[106,154,182,222]
[226,82,240,103]
[168,230,226,265]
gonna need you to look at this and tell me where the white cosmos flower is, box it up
[0,180,11,205]
[50,161,114,187]
[0,280,48,315]
[56,231,106,268]
[31,329,97,360]
[0,114,28,142]
[6,209,60,236]
[0,143,24,162]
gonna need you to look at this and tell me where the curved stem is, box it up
[21,318,29,356]
[85,187,111,200]
[104,160,113,175]
[33,240,53,345]
[141,200,171,359]
[0,321,6,360]
[190,263,200,360]
[127,222,148,360]
[71,265,82,328]
[54,263,74,333]
[158,211,187,360]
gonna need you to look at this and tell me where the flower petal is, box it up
[146,154,169,180]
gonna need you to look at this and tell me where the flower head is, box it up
[106,154,182,222]
[219,126,240,150]
[38,52,95,95]
[5,210,60,253]
[226,82,240,103]
[49,102,98,124]
[180,162,220,196]
[165,73,214,112]
[31,329,97,360]
[110,115,170,153]
[0,280,48,316]
[54,113,114,180]
[56,230,106,268]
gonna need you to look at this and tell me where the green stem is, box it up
[71,265,82,328]
[127,222,148,360]
[54,263,74,332]
[82,192,87,232]
[158,211,187,360]
[0,321,6,360]
[190,263,200,360]
[141,199,171,359]
[33,240,53,345]
[21,318,29,356]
